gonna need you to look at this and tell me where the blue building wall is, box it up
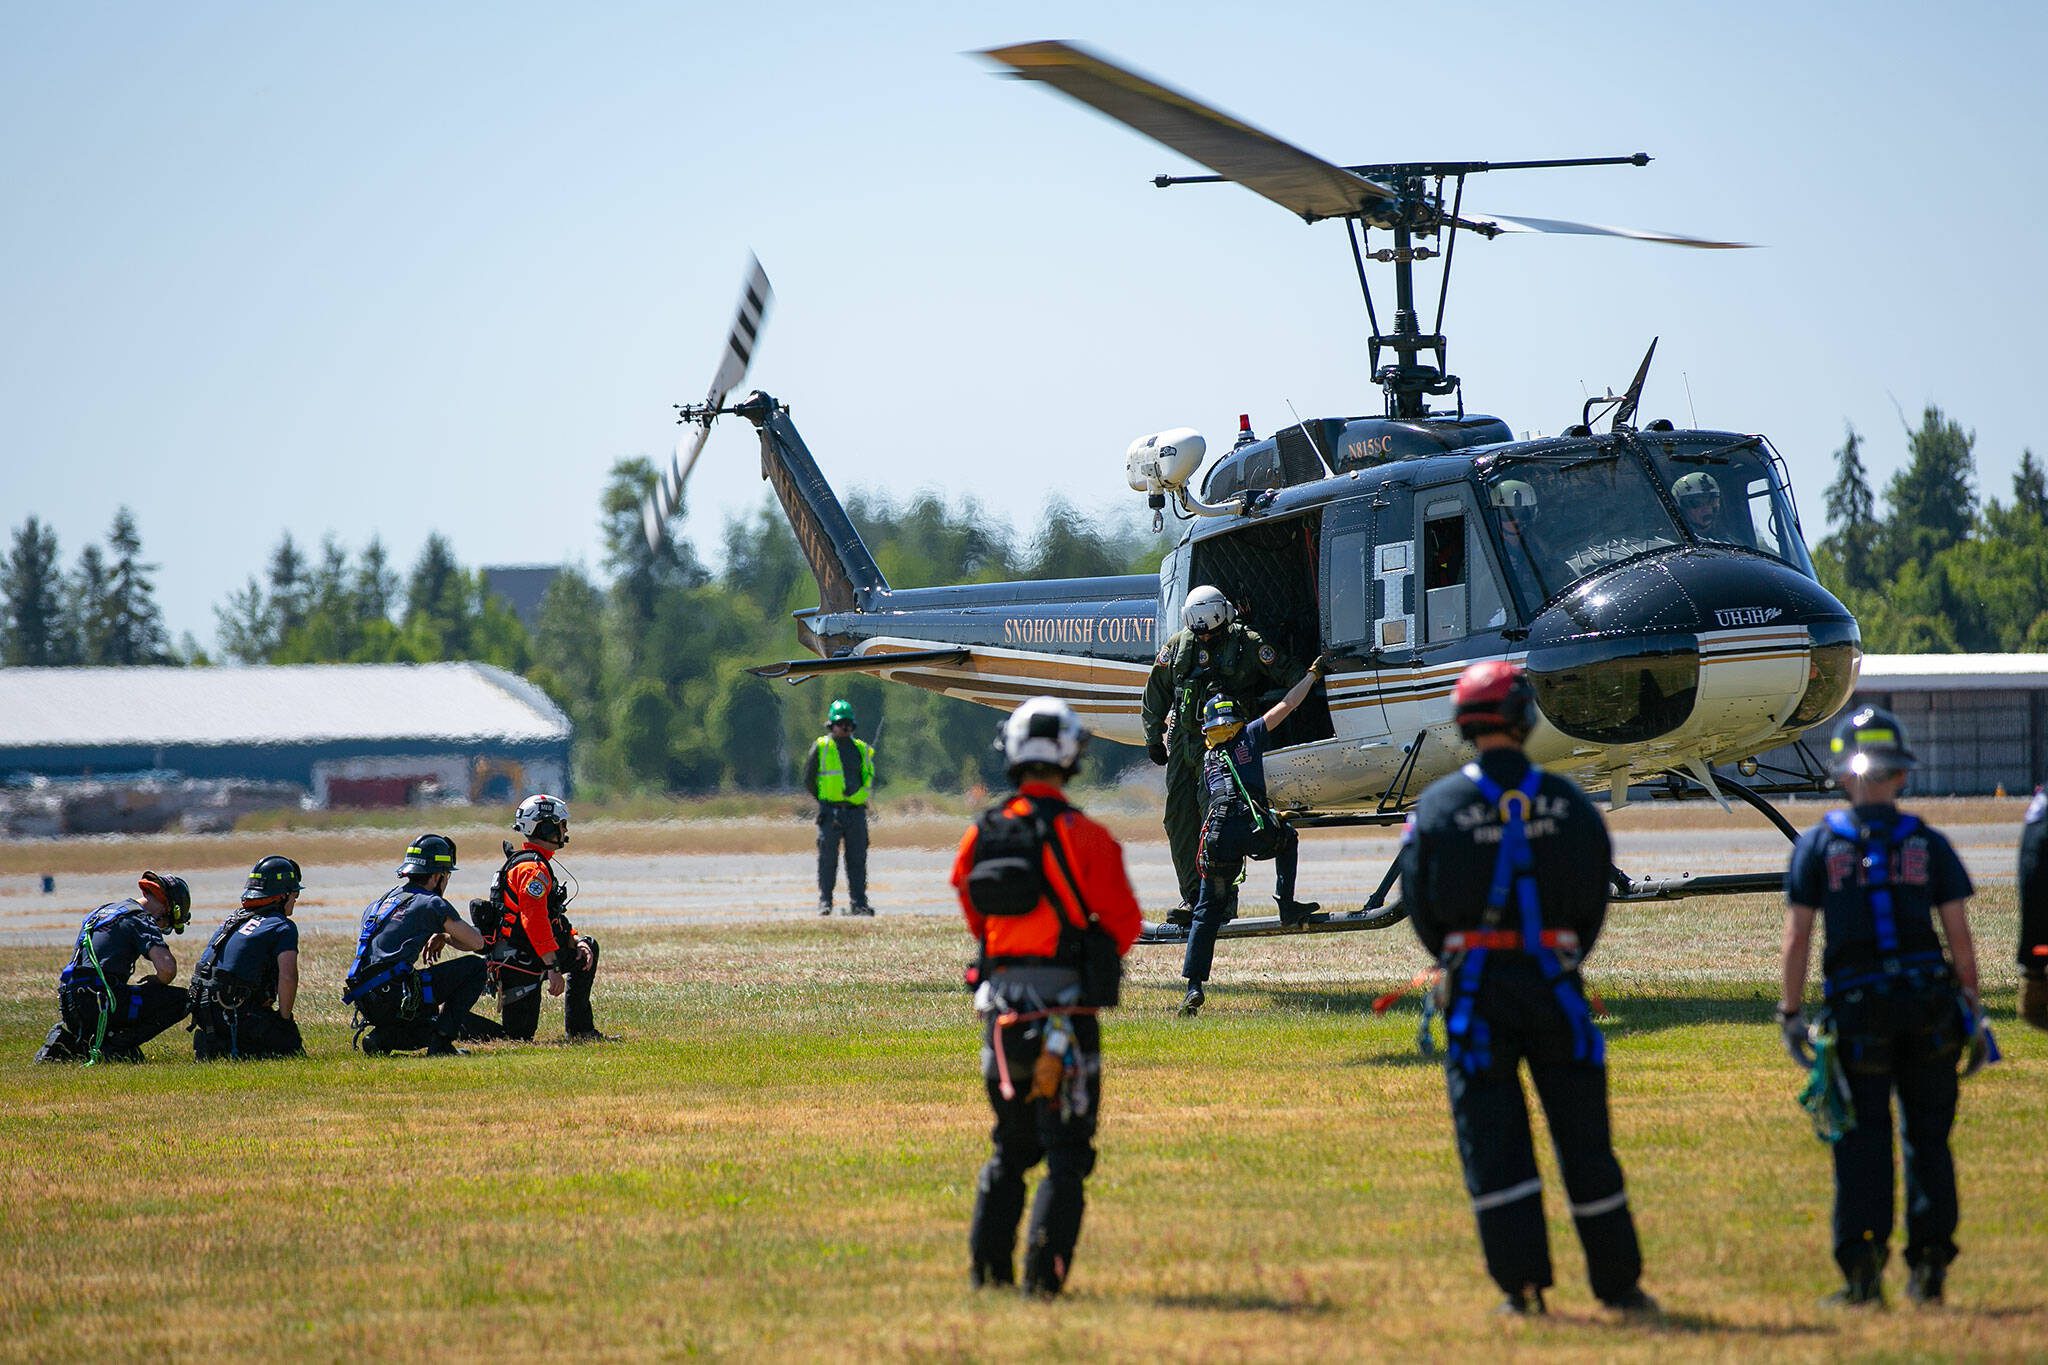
[0,737,571,793]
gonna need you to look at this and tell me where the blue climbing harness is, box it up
[1819,810,1945,999]
[1442,763,1606,1074]
[341,889,435,1006]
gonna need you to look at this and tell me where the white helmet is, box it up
[1489,479,1538,511]
[998,696,1087,774]
[514,793,570,845]
[1183,584,1235,633]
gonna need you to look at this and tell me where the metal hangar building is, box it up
[0,663,571,806]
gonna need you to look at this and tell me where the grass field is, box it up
[3,891,2043,1362]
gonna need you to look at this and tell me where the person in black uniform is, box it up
[35,870,193,1063]
[1780,705,1985,1307]
[1398,661,1654,1317]
[1176,658,1328,1016]
[343,834,493,1056]
[2018,787,2048,1031]
[190,856,306,1061]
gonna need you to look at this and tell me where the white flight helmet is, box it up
[1489,479,1538,512]
[513,793,570,845]
[1183,584,1235,634]
[998,696,1087,774]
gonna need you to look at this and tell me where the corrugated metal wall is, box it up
[1756,687,2041,796]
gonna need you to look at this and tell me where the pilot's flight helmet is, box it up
[998,696,1087,775]
[1200,695,1247,747]
[1828,704,1918,779]
[1490,480,1538,516]
[1183,584,1235,634]
[1673,471,1721,513]
[1453,661,1538,740]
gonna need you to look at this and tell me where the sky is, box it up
[5,1,2045,644]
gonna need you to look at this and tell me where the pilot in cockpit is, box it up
[1672,471,1733,543]
[1490,479,1549,614]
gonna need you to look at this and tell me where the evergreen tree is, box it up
[2,516,72,665]
[403,533,469,653]
[1880,406,1976,578]
[355,536,398,620]
[71,544,115,664]
[101,507,170,664]
[2015,449,2048,523]
[1818,426,1878,592]
[267,533,311,642]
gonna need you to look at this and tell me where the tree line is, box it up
[1,462,1164,796]
[1812,406,2048,651]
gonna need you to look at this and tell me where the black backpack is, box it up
[966,794,1122,1008]
[966,796,1067,917]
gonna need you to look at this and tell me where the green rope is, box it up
[1797,1025,1857,1144]
[78,916,116,1067]
[1219,749,1269,833]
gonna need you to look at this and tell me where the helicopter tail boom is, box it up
[737,392,889,618]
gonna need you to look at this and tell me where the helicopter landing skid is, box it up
[1138,902,1410,945]
[1135,868,1785,945]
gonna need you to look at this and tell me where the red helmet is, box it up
[1453,661,1537,738]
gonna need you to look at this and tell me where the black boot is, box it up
[1906,1260,1945,1306]
[1824,1254,1886,1308]
[424,1035,468,1057]
[1166,903,1194,928]
[1277,898,1320,928]
[1178,982,1206,1017]
[1497,1287,1547,1316]
[1602,1287,1661,1317]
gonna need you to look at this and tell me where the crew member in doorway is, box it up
[1399,662,1656,1318]
[189,856,305,1060]
[805,698,876,915]
[1780,705,1987,1307]
[951,696,1142,1297]
[479,794,607,1042]
[1142,585,1302,925]
[35,871,193,1064]
[2017,786,2048,1030]
[1177,658,1328,1016]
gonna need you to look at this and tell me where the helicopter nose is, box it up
[1521,547,1860,754]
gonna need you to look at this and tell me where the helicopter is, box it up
[642,40,1861,944]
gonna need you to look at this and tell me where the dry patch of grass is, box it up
[2,909,2044,1361]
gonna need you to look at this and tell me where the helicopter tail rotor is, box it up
[642,254,775,553]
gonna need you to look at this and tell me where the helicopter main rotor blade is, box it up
[1463,212,1751,249]
[642,255,775,553]
[979,39,1391,223]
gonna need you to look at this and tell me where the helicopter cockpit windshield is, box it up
[1648,438,1818,578]
[1482,453,1680,608]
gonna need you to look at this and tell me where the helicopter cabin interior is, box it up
[1182,477,1522,750]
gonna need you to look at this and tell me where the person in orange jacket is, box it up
[950,696,1142,1298]
[479,794,607,1042]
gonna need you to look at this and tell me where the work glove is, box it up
[1147,740,1168,767]
[1777,1007,1815,1068]
[1308,654,1329,679]
[2023,975,2048,1032]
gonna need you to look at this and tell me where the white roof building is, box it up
[0,663,572,802]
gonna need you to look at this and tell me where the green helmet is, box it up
[828,699,856,728]
[1672,470,1721,512]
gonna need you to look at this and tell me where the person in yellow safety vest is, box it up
[803,698,877,915]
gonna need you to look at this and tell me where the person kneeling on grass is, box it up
[36,870,193,1064]
[343,834,498,1057]
[190,856,306,1061]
